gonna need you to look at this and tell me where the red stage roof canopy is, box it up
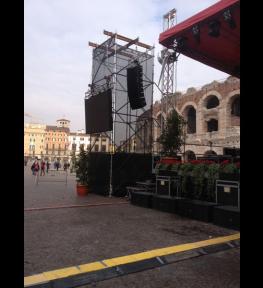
[159,0,240,77]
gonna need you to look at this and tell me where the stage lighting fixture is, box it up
[174,36,187,51]
[208,20,221,37]
[223,9,236,29]
[192,25,200,43]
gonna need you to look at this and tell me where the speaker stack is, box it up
[127,63,146,110]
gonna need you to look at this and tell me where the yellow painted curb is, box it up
[24,233,240,287]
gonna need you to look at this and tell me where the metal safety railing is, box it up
[215,179,240,209]
[156,175,181,197]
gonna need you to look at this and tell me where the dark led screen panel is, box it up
[85,89,112,134]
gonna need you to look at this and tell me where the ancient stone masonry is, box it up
[152,76,240,158]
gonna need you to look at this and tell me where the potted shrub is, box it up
[75,146,90,196]
[158,109,185,158]
[219,161,240,181]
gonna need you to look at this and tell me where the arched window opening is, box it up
[231,96,240,116]
[206,96,219,109]
[207,119,218,132]
[204,150,217,156]
[187,107,196,134]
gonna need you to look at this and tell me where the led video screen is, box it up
[85,89,112,134]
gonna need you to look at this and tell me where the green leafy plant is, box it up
[170,163,181,174]
[220,163,239,174]
[206,163,220,201]
[155,163,171,174]
[180,162,194,198]
[158,109,186,156]
[192,163,207,200]
[75,146,90,185]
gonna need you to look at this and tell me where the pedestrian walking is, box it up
[31,160,39,176]
[40,160,46,176]
[63,162,68,171]
[56,161,59,171]
[46,161,50,173]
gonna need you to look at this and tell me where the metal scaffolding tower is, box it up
[158,9,178,118]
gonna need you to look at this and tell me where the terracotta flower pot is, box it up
[76,183,89,196]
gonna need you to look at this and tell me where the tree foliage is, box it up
[75,146,90,185]
[158,109,186,156]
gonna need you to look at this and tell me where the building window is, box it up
[101,145,106,152]
[206,96,219,109]
[207,119,218,132]
[29,145,35,151]
[94,145,99,152]
[186,107,196,134]
[231,96,240,116]
[72,143,76,151]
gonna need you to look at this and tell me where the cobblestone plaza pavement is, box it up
[24,164,240,287]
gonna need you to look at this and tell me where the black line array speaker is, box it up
[127,63,146,110]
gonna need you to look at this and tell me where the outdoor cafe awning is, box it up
[159,0,240,77]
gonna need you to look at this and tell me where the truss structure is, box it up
[157,9,178,121]
[87,31,155,196]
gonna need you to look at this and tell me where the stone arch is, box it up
[204,150,217,156]
[225,90,240,127]
[199,90,222,108]
[180,101,198,114]
[231,97,240,116]
[206,95,220,109]
[181,104,197,134]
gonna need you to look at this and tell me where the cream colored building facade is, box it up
[24,123,46,159]
[68,131,111,154]
[24,121,111,161]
